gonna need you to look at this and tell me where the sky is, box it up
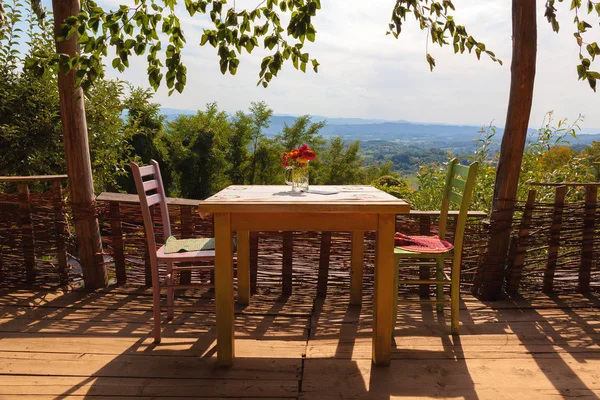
[92,0,600,129]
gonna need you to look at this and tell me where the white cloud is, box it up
[97,0,599,129]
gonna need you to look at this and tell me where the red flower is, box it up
[299,143,309,152]
[301,149,316,161]
[281,153,289,167]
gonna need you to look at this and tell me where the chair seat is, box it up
[157,245,215,261]
[394,233,454,254]
[394,247,453,258]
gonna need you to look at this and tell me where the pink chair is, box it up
[131,160,215,343]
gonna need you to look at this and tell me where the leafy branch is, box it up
[545,0,600,91]
[388,0,502,71]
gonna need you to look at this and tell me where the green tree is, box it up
[275,115,326,151]
[226,111,253,184]
[248,101,273,184]
[319,137,364,185]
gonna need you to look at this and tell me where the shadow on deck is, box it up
[1,286,600,399]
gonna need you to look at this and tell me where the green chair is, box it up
[392,159,478,335]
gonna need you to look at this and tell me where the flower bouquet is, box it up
[282,144,316,192]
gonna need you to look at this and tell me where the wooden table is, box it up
[197,185,410,366]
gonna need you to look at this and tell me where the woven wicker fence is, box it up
[5,179,599,297]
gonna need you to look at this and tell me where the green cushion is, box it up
[164,236,215,254]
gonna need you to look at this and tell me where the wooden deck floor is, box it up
[2,286,600,399]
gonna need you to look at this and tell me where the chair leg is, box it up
[450,257,461,335]
[391,253,400,338]
[166,261,174,320]
[435,258,444,313]
[150,259,162,344]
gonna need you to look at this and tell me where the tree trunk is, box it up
[52,0,107,289]
[471,0,537,301]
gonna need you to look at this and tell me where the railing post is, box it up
[579,185,597,293]
[506,189,536,293]
[282,232,293,295]
[250,232,259,294]
[544,185,566,293]
[419,214,432,297]
[52,181,69,286]
[109,201,127,285]
[18,183,36,284]
[317,232,332,297]
[179,205,193,285]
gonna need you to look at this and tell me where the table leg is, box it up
[350,230,364,306]
[373,214,395,366]
[237,230,251,305]
[215,212,235,366]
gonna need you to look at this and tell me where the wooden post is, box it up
[179,206,193,285]
[282,232,293,295]
[472,0,537,300]
[250,232,259,294]
[349,231,364,305]
[52,0,107,289]
[506,189,536,293]
[317,232,332,297]
[419,214,432,297]
[543,185,566,293]
[52,181,69,286]
[109,201,127,285]
[579,185,597,293]
[18,184,36,284]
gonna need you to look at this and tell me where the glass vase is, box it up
[284,161,309,192]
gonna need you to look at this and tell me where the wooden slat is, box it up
[452,163,469,177]
[418,214,431,297]
[109,202,127,285]
[447,191,462,205]
[506,189,536,293]
[236,230,250,305]
[249,232,259,295]
[349,231,364,305]
[179,206,194,285]
[142,179,159,192]
[450,177,466,191]
[317,232,332,297]
[579,185,597,293]
[544,185,566,293]
[138,165,155,177]
[146,193,161,207]
[282,232,293,296]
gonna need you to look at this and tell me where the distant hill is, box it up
[159,108,600,148]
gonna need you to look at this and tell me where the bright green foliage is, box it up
[248,101,274,184]
[165,103,230,198]
[409,112,600,212]
[23,0,321,93]
[372,174,414,199]
[388,0,502,71]
[545,0,600,91]
[118,87,172,193]
[318,137,364,184]
[275,115,326,151]
[226,111,253,184]
[0,4,134,193]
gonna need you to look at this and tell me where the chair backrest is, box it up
[438,159,479,255]
[130,160,172,255]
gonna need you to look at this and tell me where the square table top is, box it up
[197,185,410,214]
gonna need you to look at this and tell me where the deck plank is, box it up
[2,288,600,399]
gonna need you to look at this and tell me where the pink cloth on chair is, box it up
[394,232,454,253]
